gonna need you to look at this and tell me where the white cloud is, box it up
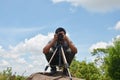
[0,60,10,66]
[114,21,120,30]
[89,42,108,53]
[0,33,54,76]
[116,35,120,39]
[52,0,120,13]
[16,58,26,64]
[89,35,120,53]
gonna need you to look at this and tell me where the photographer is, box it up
[43,27,77,75]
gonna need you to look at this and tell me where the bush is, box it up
[0,67,27,80]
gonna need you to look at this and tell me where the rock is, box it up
[26,71,82,80]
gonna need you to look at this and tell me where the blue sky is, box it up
[0,0,120,76]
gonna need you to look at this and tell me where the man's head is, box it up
[55,27,66,35]
[55,27,66,41]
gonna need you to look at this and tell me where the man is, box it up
[43,27,77,75]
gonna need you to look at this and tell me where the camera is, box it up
[57,33,64,41]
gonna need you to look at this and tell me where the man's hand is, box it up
[63,35,69,41]
[53,34,58,41]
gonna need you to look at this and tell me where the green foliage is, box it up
[0,67,27,80]
[70,59,101,80]
[91,37,120,80]
[106,39,120,80]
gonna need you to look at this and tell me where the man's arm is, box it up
[43,34,58,54]
[64,35,77,54]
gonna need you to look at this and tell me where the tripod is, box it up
[44,42,72,80]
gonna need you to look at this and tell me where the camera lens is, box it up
[58,33,63,41]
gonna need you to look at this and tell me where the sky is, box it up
[0,0,120,76]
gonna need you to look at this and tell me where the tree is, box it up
[70,58,101,80]
[91,37,120,80]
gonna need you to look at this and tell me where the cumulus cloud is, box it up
[89,42,108,53]
[89,35,120,53]
[114,21,120,30]
[9,33,53,54]
[0,60,10,66]
[0,33,54,76]
[52,0,120,13]
[116,35,120,39]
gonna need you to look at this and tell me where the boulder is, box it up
[26,71,82,80]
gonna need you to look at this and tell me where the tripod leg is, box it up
[61,47,72,80]
[67,68,72,80]
[44,48,58,71]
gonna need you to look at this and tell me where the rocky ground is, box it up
[26,71,84,80]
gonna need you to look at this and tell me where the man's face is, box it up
[57,31,65,35]
[57,31,65,41]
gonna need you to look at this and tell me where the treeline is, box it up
[0,67,27,80]
[70,37,120,80]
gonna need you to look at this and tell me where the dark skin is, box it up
[43,31,77,54]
